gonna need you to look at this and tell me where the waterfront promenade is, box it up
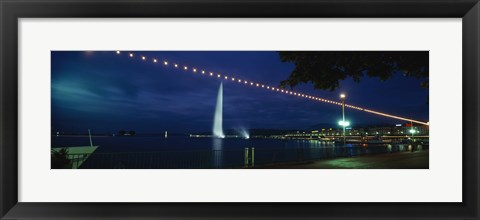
[260,150,429,169]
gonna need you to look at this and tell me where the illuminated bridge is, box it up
[114,51,429,126]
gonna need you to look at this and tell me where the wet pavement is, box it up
[260,150,429,169]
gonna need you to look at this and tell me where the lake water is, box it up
[52,136,338,152]
[52,136,425,169]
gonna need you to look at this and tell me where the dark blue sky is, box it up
[51,51,429,133]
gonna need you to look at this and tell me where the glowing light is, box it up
[174,64,178,68]
[238,79,242,83]
[338,120,350,127]
[340,94,346,99]
[201,70,205,74]
[129,53,133,57]
[209,72,213,76]
[267,86,270,89]
[256,83,259,87]
[193,68,197,72]
[224,76,228,79]
[217,74,221,78]
[250,82,254,86]
[262,85,265,88]
[142,56,146,60]
[363,109,428,125]
[116,51,120,54]
[184,66,188,70]
[232,77,235,81]
[244,81,248,84]
[164,61,168,65]
[153,59,157,63]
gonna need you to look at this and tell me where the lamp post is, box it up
[409,120,416,141]
[340,93,346,147]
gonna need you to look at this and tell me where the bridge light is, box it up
[119,53,428,126]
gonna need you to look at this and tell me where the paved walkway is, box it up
[260,150,429,169]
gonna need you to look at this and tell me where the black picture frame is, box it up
[1,0,479,219]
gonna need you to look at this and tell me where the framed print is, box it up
[1,0,479,219]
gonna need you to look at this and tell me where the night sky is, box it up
[51,51,429,134]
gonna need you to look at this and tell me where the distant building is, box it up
[283,123,428,138]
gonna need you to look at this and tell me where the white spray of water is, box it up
[213,82,225,138]
[238,127,250,139]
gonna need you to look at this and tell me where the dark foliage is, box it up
[51,148,71,169]
[278,51,429,91]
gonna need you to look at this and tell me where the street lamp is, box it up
[340,93,346,147]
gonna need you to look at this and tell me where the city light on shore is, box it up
[115,51,429,126]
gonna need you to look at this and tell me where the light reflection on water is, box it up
[212,138,223,168]
[53,136,338,152]
[54,136,427,168]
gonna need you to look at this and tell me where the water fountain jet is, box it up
[238,127,250,139]
[213,82,225,138]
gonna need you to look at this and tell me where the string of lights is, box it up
[115,51,429,126]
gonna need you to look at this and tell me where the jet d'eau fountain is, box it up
[213,82,225,138]
[212,82,250,139]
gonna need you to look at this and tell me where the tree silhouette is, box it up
[278,51,428,91]
[51,148,71,169]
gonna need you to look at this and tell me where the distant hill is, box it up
[307,123,337,130]
[307,122,400,130]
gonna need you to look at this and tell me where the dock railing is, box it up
[67,144,428,169]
